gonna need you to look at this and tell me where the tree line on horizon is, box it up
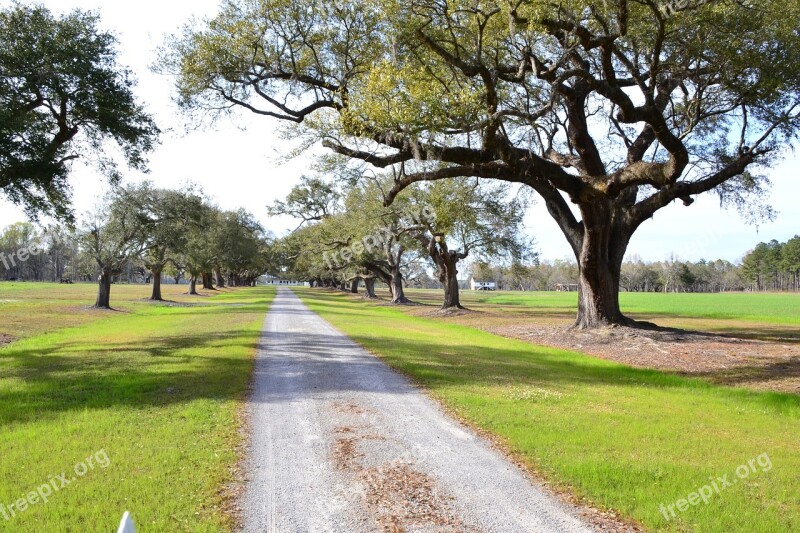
[464,251,796,294]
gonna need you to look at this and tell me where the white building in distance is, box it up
[258,274,309,287]
[470,277,496,291]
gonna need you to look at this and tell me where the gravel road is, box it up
[240,287,593,532]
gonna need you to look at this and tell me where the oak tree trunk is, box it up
[363,277,377,298]
[95,269,113,309]
[573,202,630,329]
[188,276,198,295]
[150,266,163,301]
[438,254,463,309]
[202,272,214,290]
[350,279,359,293]
[390,268,410,304]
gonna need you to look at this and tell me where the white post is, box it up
[117,511,136,533]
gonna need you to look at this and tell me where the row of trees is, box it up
[0,223,76,282]
[270,171,532,309]
[0,183,274,308]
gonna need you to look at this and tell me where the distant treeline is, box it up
[741,236,800,291]
[461,236,800,293]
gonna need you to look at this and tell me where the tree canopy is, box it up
[166,0,800,327]
[0,3,159,222]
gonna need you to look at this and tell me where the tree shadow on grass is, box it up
[4,288,796,431]
[690,357,800,391]
[0,328,261,427]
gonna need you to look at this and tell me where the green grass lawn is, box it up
[483,290,800,325]
[0,282,274,532]
[294,287,800,532]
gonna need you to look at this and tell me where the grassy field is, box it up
[396,288,800,342]
[483,290,800,325]
[0,282,274,532]
[294,287,800,532]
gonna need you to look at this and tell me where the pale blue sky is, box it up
[1,0,797,262]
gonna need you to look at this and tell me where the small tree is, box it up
[267,176,340,229]
[81,190,147,309]
[408,178,531,309]
[213,209,270,286]
[123,183,206,300]
[177,202,217,295]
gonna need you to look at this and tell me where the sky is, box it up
[1,0,798,263]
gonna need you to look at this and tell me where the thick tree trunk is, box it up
[441,265,462,309]
[95,269,112,309]
[349,279,359,294]
[575,262,625,328]
[573,203,630,328]
[202,272,214,290]
[363,277,377,298]
[389,268,410,304]
[215,269,225,288]
[150,266,163,301]
[438,254,464,309]
[188,276,199,295]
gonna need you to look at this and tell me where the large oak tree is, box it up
[166,0,800,327]
[0,4,158,222]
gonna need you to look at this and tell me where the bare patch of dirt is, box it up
[0,333,15,347]
[142,299,204,307]
[80,305,129,313]
[421,307,475,318]
[488,324,800,394]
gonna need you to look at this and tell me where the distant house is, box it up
[258,275,308,287]
[555,283,579,292]
[470,277,496,291]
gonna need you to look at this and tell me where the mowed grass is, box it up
[294,287,800,532]
[0,282,274,532]
[396,288,800,342]
[484,290,800,325]
[0,281,247,341]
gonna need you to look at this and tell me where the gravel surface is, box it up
[240,288,593,532]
